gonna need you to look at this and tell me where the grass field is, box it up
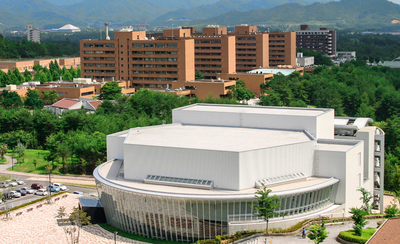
[6,149,58,174]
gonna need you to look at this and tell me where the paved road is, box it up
[0,157,98,210]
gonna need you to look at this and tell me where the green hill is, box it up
[188,0,400,29]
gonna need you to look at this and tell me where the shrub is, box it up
[339,229,375,244]
[384,202,398,218]
[377,222,382,228]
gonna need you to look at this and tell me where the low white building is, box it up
[95,104,384,242]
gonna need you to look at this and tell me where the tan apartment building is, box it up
[35,84,95,99]
[217,73,274,95]
[268,32,296,67]
[80,30,195,82]
[172,80,235,99]
[227,25,269,72]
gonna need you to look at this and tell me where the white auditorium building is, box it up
[94,104,384,242]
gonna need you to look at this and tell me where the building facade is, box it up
[27,23,40,43]
[296,25,336,58]
[94,104,384,242]
[268,31,296,67]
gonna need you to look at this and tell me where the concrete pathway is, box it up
[0,194,143,244]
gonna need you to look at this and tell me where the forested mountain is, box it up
[151,0,336,26]
[0,0,219,29]
[188,0,400,29]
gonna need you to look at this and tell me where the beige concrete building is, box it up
[268,31,297,67]
[0,58,80,72]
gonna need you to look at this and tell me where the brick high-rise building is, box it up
[80,30,194,82]
[296,25,336,58]
[268,31,296,67]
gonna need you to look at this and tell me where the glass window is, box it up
[167,44,177,48]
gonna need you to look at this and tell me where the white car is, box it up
[20,187,34,194]
[9,191,21,198]
[53,183,67,191]
[5,180,18,187]
[11,178,24,185]
[35,189,48,196]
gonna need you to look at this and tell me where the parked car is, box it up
[16,189,27,196]
[35,189,48,196]
[53,183,67,191]
[31,183,43,189]
[73,191,84,195]
[20,187,34,194]
[47,185,60,192]
[0,182,9,188]
[11,178,24,185]
[9,191,21,198]
[5,180,17,187]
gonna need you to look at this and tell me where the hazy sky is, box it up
[388,0,400,4]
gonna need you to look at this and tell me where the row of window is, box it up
[133,71,178,75]
[133,43,178,48]
[195,47,221,50]
[237,37,256,41]
[84,43,115,48]
[195,53,221,56]
[269,35,285,38]
[194,40,221,44]
[269,40,285,43]
[132,77,175,81]
[237,59,256,62]
[132,64,177,68]
[131,51,178,55]
[237,43,256,46]
[84,70,115,73]
[195,59,222,62]
[195,65,222,68]
[84,63,115,67]
[84,51,115,54]
[237,54,256,57]
[132,58,177,62]
[269,55,286,58]
[269,45,285,48]
[270,50,285,53]
[84,57,115,61]
[297,32,330,35]
[237,49,256,52]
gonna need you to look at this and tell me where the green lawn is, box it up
[0,158,7,164]
[339,228,376,244]
[6,149,57,174]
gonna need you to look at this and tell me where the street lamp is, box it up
[114,231,118,244]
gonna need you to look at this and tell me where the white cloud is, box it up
[388,0,400,4]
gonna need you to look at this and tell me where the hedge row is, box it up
[338,228,376,244]
[0,191,67,215]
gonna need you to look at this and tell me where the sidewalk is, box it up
[0,156,96,186]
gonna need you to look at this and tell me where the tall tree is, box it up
[99,81,122,100]
[251,187,281,235]
[307,222,329,244]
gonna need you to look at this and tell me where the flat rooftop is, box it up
[97,160,338,198]
[124,124,312,152]
[317,143,355,152]
[178,104,331,117]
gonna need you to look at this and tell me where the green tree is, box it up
[1,90,23,108]
[0,143,7,160]
[384,200,398,218]
[55,143,71,173]
[251,187,281,235]
[307,222,329,244]
[227,80,255,101]
[349,207,368,236]
[24,89,44,109]
[357,188,373,214]
[195,70,204,80]
[23,69,32,83]
[99,81,122,100]
[15,141,26,165]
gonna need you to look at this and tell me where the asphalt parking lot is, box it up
[0,175,97,210]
